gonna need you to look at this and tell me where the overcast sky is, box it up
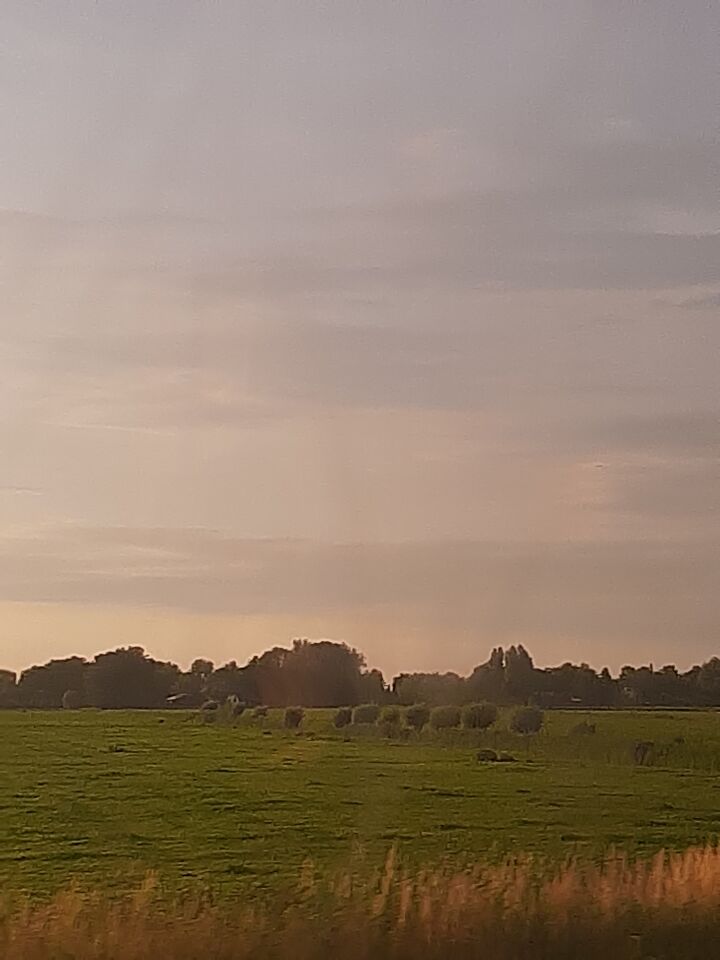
[1,1,718,677]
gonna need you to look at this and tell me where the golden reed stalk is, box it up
[4,845,720,958]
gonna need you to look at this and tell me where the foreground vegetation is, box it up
[4,709,720,899]
[4,845,720,959]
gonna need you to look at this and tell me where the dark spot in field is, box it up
[516,788,531,794]
[211,767,237,774]
[342,799,362,806]
[420,787,473,798]
[437,823,465,832]
[560,832,591,842]
[125,833,153,846]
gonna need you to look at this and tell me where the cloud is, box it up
[679,291,720,310]
[0,525,717,672]
[577,412,720,459]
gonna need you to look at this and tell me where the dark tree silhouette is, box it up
[6,641,720,712]
[17,657,87,709]
[86,647,178,709]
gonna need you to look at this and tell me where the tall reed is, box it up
[4,845,720,958]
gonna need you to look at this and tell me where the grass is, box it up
[5,845,720,958]
[4,708,720,898]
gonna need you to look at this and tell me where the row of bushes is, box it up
[334,702,543,735]
[199,698,544,736]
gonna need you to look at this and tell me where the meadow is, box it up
[4,707,720,900]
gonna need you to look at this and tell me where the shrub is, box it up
[380,705,401,724]
[430,705,461,730]
[379,705,402,736]
[333,707,352,728]
[352,703,380,725]
[252,705,268,719]
[61,689,81,710]
[200,700,219,712]
[462,702,498,730]
[476,748,498,762]
[404,703,430,732]
[284,706,304,729]
[510,705,544,736]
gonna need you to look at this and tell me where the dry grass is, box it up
[4,845,720,958]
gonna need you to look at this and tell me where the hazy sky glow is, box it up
[1,1,718,676]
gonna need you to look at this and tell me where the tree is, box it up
[85,647,178,709]
[467,647,506,703]
[430,705,461,730]
[698,658,720,705]
[191,659,214,678]
[462,702,498,730]
[404,703,430,732]
[504,645,537,703]
[352,703,380,724]
[284,639,367,707]
[357,668,387,705]
[0,670,17,708]
[510,705,544,736]
[393,672,464,706]
[334,706,352,728]
[205,660,255,704]
[379,705,402,736]
[17,657,87,708]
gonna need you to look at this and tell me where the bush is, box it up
[462,702,498,730]
[333,707,352,728]
[252,705,268,719]
[476,748,498,762]
[200,699,219,712]
[61,689,81,710]
[284,706,304,729]
[510,705,544,736]
[352,703,380,725]
[430,705,461,730]
[405,703,430,732]
[379,705,402,736]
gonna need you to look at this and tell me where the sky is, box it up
[1,1,718,678]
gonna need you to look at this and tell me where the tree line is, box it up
[2,640,720,710]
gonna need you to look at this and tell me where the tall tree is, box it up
[17,657,87,708]
[86,647,178,709]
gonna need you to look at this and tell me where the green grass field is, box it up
[4,708,720,898]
